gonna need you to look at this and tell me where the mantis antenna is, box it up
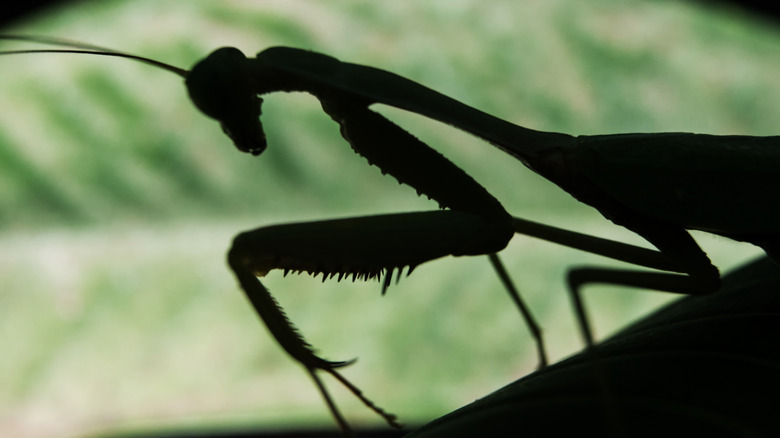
[0,34,188,77]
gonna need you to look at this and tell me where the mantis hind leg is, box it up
[509,216,720,348]
[567,265,720,347]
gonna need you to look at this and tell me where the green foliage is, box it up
[0,1,778,437]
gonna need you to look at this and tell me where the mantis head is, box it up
[0,37,267,156]
[186,47,267,156]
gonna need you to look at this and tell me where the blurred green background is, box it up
[0,1,778,437]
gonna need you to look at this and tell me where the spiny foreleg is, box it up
[228,244,401,433]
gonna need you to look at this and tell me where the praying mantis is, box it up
[2,35,779,437]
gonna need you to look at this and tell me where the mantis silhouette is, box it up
[3,36,779,437]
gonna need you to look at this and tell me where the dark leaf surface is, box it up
[408,256,780,437]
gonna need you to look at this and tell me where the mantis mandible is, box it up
[4,35,780,436]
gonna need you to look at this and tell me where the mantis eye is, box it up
[186,47,266,155]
